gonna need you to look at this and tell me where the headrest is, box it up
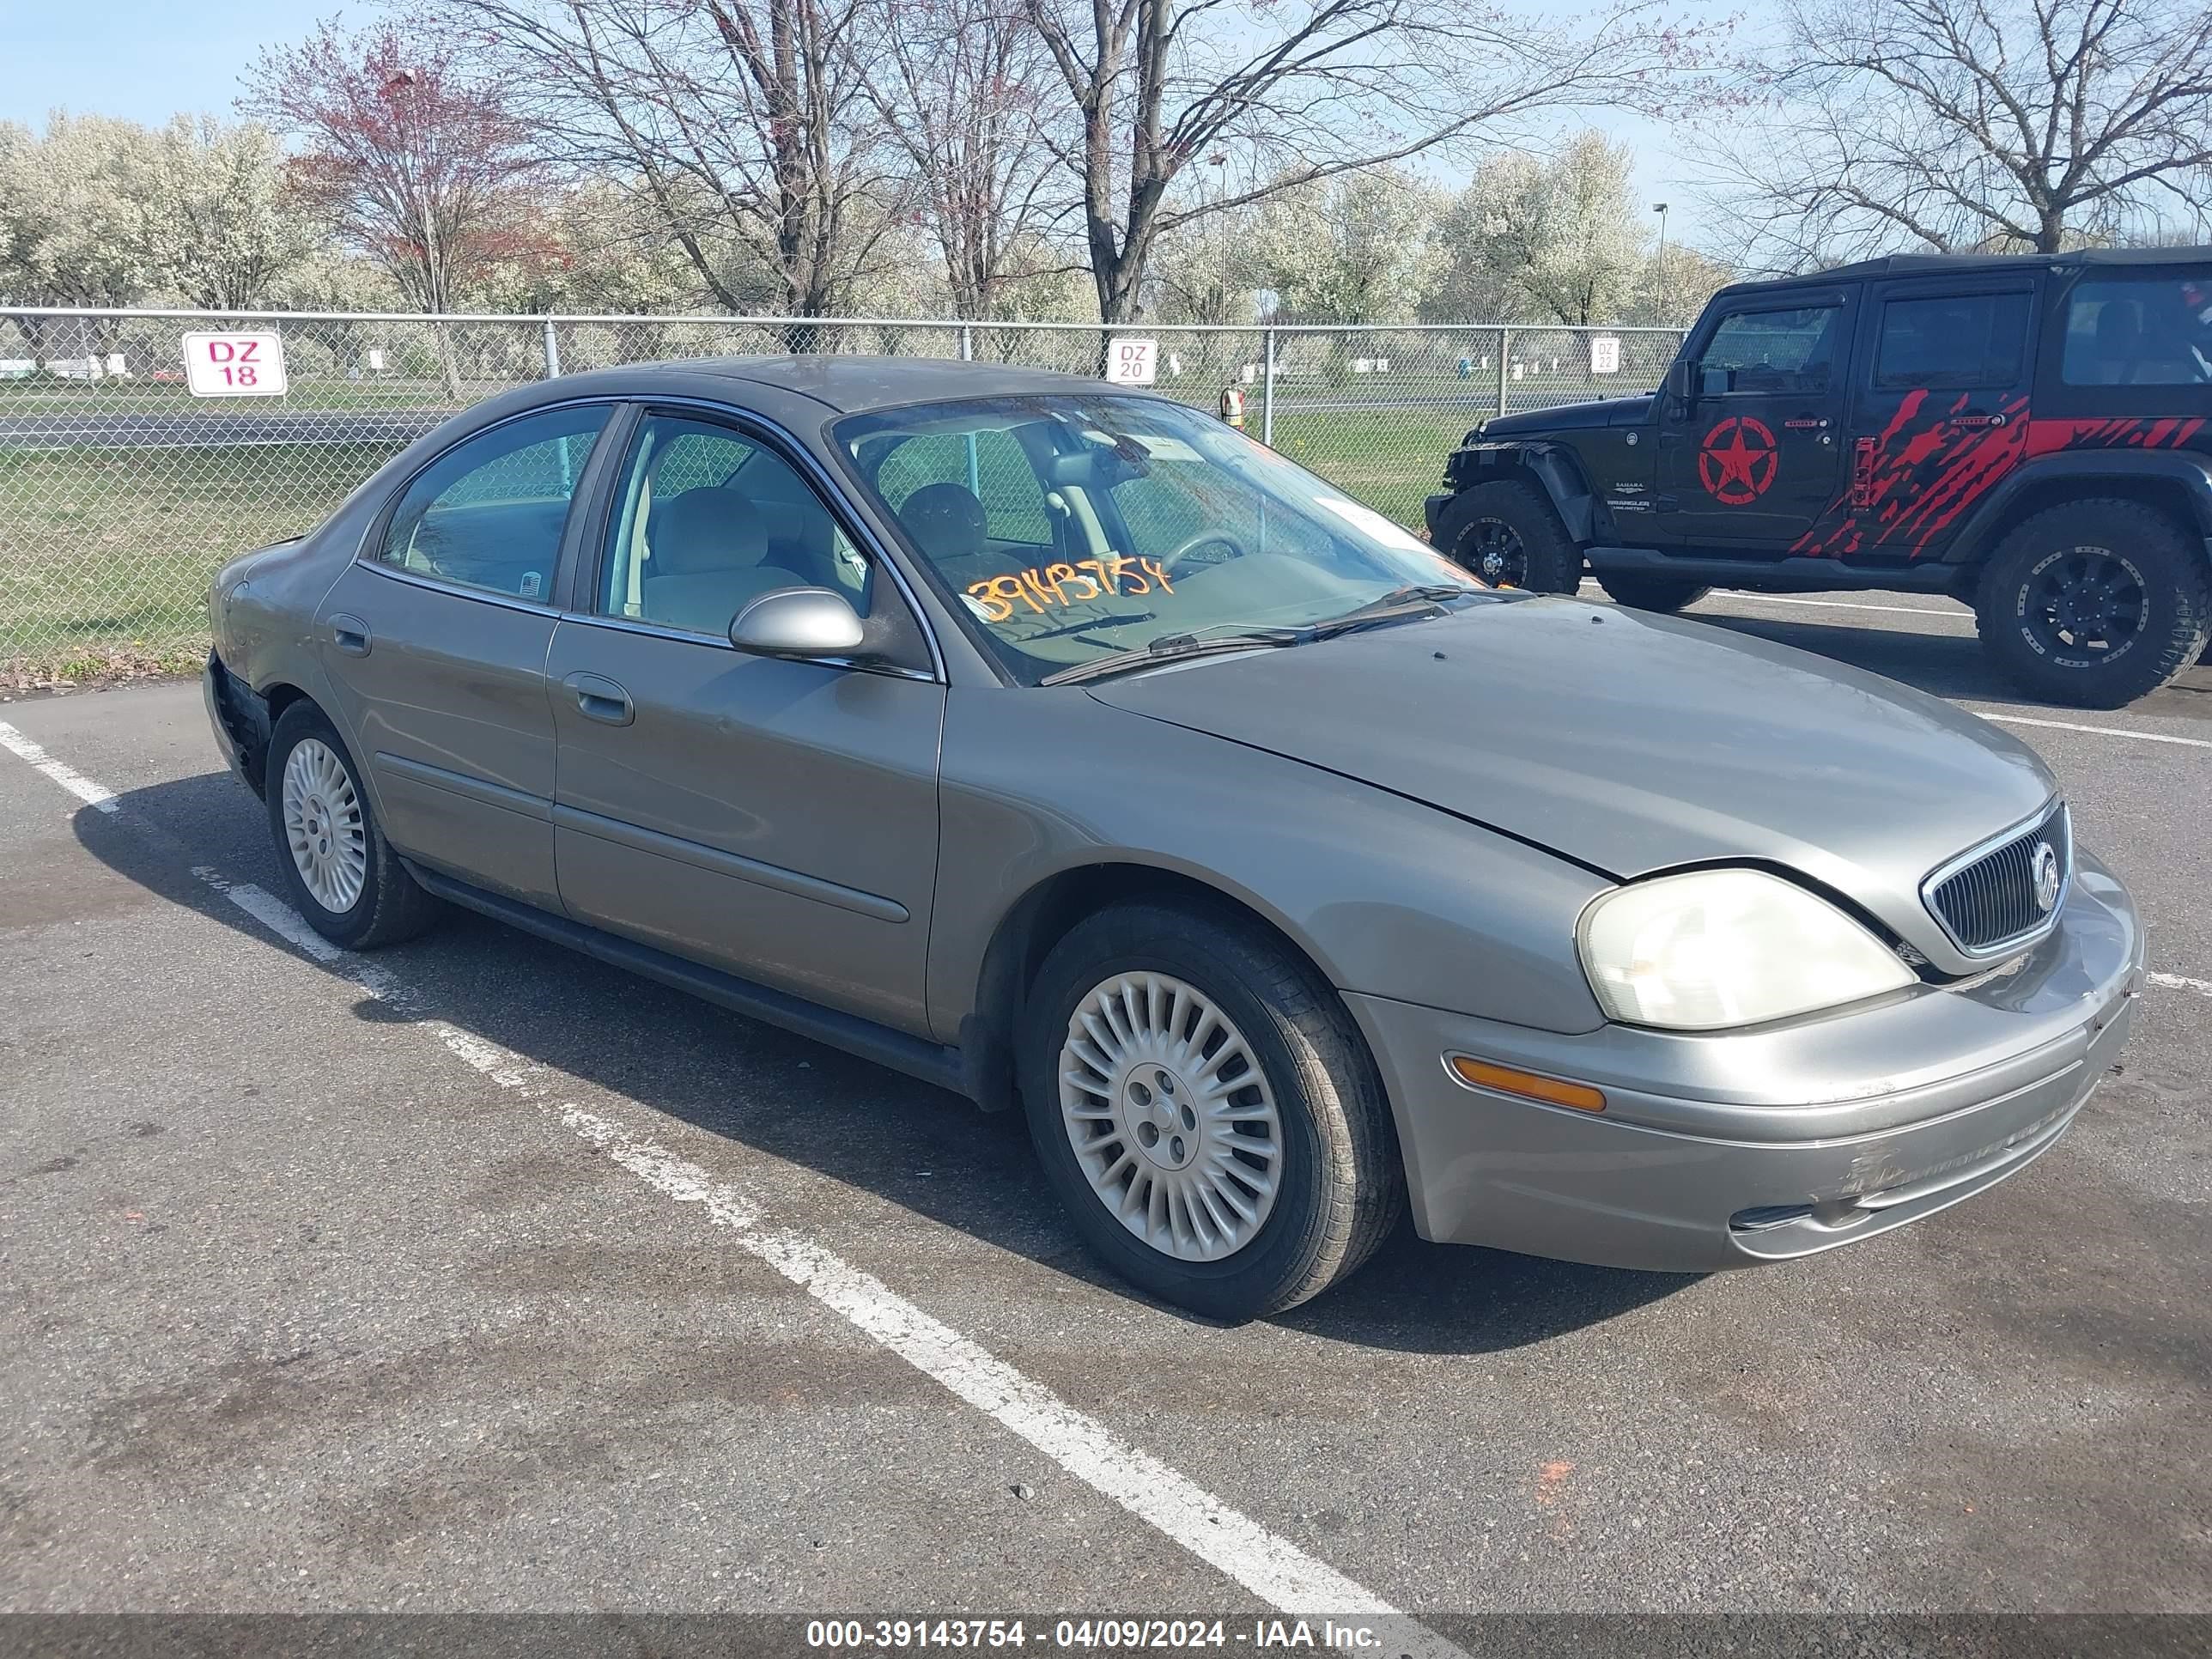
[653,489,768,575]
[898,481,988,562]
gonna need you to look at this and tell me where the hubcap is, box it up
[1460,517,1527,587]
[1058,972,1282,1262]
[281,738,368,915]
[2024,546,2147,665]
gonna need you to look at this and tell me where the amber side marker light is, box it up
[1447,1055,1607,1113]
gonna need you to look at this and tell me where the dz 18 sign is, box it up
[182,331,289,398]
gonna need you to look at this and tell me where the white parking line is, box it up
[2148,971,2212,998]
[8,733,1459,1647]
[0,720,118,813]
[1974,714,2212,751]
[1701,592,1972,621]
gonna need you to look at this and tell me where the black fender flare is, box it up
[1436,441,1600,548]
[1942,450,2212,565]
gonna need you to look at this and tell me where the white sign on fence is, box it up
[182,331,288,398]
[1104,337,1158,386]
[1589,335,1622,375]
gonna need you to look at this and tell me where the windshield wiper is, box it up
[1307,582,1480,639]
[1039,625,1306,686]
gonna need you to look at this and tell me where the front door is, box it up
[546,410,945,1034]
[1656,293,1854,549]
[314,403,614,910]
[1790,277,2040,561]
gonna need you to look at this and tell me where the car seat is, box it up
[641,487,808,636]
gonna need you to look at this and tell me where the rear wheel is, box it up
[1445,481,1583,593]
[1595,573,1712,614]
[1018,902,1403,1321]
[264,702,441,950]
[1973,500,2210,708]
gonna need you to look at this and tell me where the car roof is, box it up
[1723,246,2212,297]
[619,354,1121,415]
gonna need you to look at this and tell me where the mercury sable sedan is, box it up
[204,358,2142,1319]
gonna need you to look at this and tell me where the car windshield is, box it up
[833,393,1481,683]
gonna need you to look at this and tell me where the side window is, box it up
[2062,274,2212,386]
[599,414,871,636]
[875,428,1054,556]
[1698,306,1840,395]
[378,404,609,601]
[1874,292,2030,389]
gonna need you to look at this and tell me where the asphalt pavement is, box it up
[1,593,2208,1633]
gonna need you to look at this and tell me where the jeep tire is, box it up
[1973,499,2212,708]
[1445,481,1584,593]
[1595,574,1713,614]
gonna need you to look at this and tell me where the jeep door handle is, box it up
[329,614,372,656]
[562,671,634,726]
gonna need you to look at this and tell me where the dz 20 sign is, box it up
[182,331,289,398]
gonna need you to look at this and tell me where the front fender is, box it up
[1437,441,1599,544]
[926,684,1613,1049]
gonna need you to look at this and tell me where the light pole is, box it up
[1652,202,1669,268]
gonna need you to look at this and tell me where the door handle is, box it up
[329,614,372,656]
[562,671,634,727]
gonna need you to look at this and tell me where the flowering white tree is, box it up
[132,117,322,311]
[1427,131,1650,325]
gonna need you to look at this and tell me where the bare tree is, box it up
[428,0,902,334]
[1720,0,2212,264]
[862,0,1074,318]
[1019,0,1712,323]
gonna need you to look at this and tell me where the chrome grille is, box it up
[1925,805,2071,956]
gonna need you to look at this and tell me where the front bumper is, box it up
[1348,854,2143,1273]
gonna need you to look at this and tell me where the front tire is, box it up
[1973,500,2211,708]
[264,702,441,950]
[1596,573,1712,613]
[1445,481,1584,593]
[1018,902,1404,1321]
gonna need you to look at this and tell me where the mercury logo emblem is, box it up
[2032,842,2062,914]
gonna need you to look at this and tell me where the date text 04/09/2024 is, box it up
[803,1619,1389,1650]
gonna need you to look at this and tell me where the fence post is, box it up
[1496,327,1510,422]
[959,323,973,362]
[541,319,562,380]
[1261,326,1277,447]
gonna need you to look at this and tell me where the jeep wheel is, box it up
[1446,481,1583,593]
[1595,574,1712,614]
[1974,500,2211,708]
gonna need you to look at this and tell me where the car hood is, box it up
[1085,597,2056,970]
[1484,394,1653,436]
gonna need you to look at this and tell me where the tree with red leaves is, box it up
[244,15,545,393]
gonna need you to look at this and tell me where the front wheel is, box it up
[1973,500,2211,708]
[1444,481,1584,593]
[1595,573,1712,614]
[1018,902,1404,1321]
[264,702,441,949]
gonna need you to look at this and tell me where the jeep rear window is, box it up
[1875,292,2031,390]
[2062,275,2212,386]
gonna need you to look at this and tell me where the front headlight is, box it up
[1578,868,1916,1030]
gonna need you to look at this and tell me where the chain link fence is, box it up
[0,307,1683,682]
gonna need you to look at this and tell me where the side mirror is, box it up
[1666,358,1693,404]
[729,586,866,659]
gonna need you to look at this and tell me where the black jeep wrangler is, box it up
[1424,248,2212,708]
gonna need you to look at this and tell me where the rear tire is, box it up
[1018,902,1403,1322]
[264,702,441,950]
[1444,481,1584,593]
[1595,573,1712,614]
[1973,500,2210,708]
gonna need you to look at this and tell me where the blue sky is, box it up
[2,0,1711,240]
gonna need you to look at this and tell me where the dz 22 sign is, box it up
[182,331,289,398]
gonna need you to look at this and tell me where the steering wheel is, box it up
[1159,531,1249,577]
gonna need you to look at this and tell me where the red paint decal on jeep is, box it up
[2023,416,2207,457]
[1792,392,2031,559]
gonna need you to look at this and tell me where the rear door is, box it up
[1798,276,2039,560]
[1656,290,1854,549]
[544,409,946,1034]
[313,402,616,909]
